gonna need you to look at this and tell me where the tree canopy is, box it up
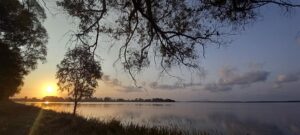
[0,0,48,99]
[56,0,300,81]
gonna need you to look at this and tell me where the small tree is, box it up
[56,46,102,115]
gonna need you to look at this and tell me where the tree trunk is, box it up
[73,86,78,116]
[73,99,78,115]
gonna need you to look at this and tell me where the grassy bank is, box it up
[0,101,209,135]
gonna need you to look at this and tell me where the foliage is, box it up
[56,46,103,114]
[0,43,25,100]
[56,0,300,80]
[0,0,48,72]
[0,0,48,99]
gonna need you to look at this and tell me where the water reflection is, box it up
[208,113,284,135]
[21,102,300,135]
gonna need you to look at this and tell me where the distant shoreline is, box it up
[12,96,300,103]
[15,101,177,103]
[14,100,300,103]
[181,100,300,103]
[12,96,176,103]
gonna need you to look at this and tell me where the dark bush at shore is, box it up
[0,101,208,135]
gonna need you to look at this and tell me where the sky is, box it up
[15,2,300,101]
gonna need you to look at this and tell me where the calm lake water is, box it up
[22,102,300,135]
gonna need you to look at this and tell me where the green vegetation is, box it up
[0,101,207,135]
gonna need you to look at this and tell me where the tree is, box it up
[56,46,103,115]
[0,43,25,100]
[0,0,48,100]
[56,0,300,82]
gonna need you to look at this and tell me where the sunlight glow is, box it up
[46,86,54,93]
[43,85,57,96]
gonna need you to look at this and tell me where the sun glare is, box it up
[46,86,54,93]
[44,85,57,96]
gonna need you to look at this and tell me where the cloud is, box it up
[276,74,299,83]
[102,75,110,81]
[248,62,265,70]
[149,81,202,90]
[117,86,143,93]
[102,75,122,87]
[111,79,122,86]
[103,66,270,93]
[101,74,146,93]
[156,84,181,90]
[200,67,270,92]
[218,67,270,86]
[202,83,232,92]
[148,66,269,92]
[274,73,300,88]
[149,82,182,90]
[297,35,300,45]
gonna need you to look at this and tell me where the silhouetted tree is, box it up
[0,43,25,100]
[0,0,48,100]
[56,0,300,81]
[56,46,103,115]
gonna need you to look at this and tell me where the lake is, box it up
[21,102,300,135]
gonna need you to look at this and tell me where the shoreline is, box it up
[0,101,205,135]
[14,100,300,103]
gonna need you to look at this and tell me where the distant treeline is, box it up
[189,100,300,103]
[13,96,175,102]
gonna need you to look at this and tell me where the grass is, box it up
[0,101,210,135]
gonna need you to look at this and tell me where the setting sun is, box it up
[46,86,54,93]
[43,85,57,96]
